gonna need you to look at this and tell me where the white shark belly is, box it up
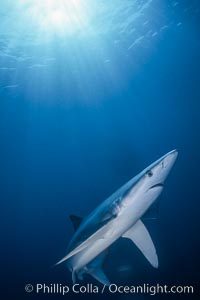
[68,206,144,270]
[68,184,163,272]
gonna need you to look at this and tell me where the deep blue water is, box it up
[1,1,200,299]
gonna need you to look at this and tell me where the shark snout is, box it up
[159,149,178,182]
[162,149,178,170]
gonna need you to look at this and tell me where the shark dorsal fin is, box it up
[69,215,83,231]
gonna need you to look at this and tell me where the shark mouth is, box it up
[149,183,164,190]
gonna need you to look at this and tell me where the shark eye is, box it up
[146,170,153,177]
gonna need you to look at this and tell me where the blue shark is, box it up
[55,150,178,285]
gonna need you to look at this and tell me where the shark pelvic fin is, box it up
[72,270,77,284]
[87,267,111,286]
[86,249,110,285]
[122,219,158,268]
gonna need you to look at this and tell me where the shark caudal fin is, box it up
[122,219,158,268]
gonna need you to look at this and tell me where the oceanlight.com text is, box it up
[25,283,194,296]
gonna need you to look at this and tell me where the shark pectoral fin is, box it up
[55,224,108,266]
[55,240,91,266]
[88,267,111,286]
[122,220,158,268]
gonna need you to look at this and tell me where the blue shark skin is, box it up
[55,150,178,285]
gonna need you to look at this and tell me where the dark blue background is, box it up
[1,1,200,299]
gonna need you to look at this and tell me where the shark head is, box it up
[141,149,178,191]
[122,150,178,208]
